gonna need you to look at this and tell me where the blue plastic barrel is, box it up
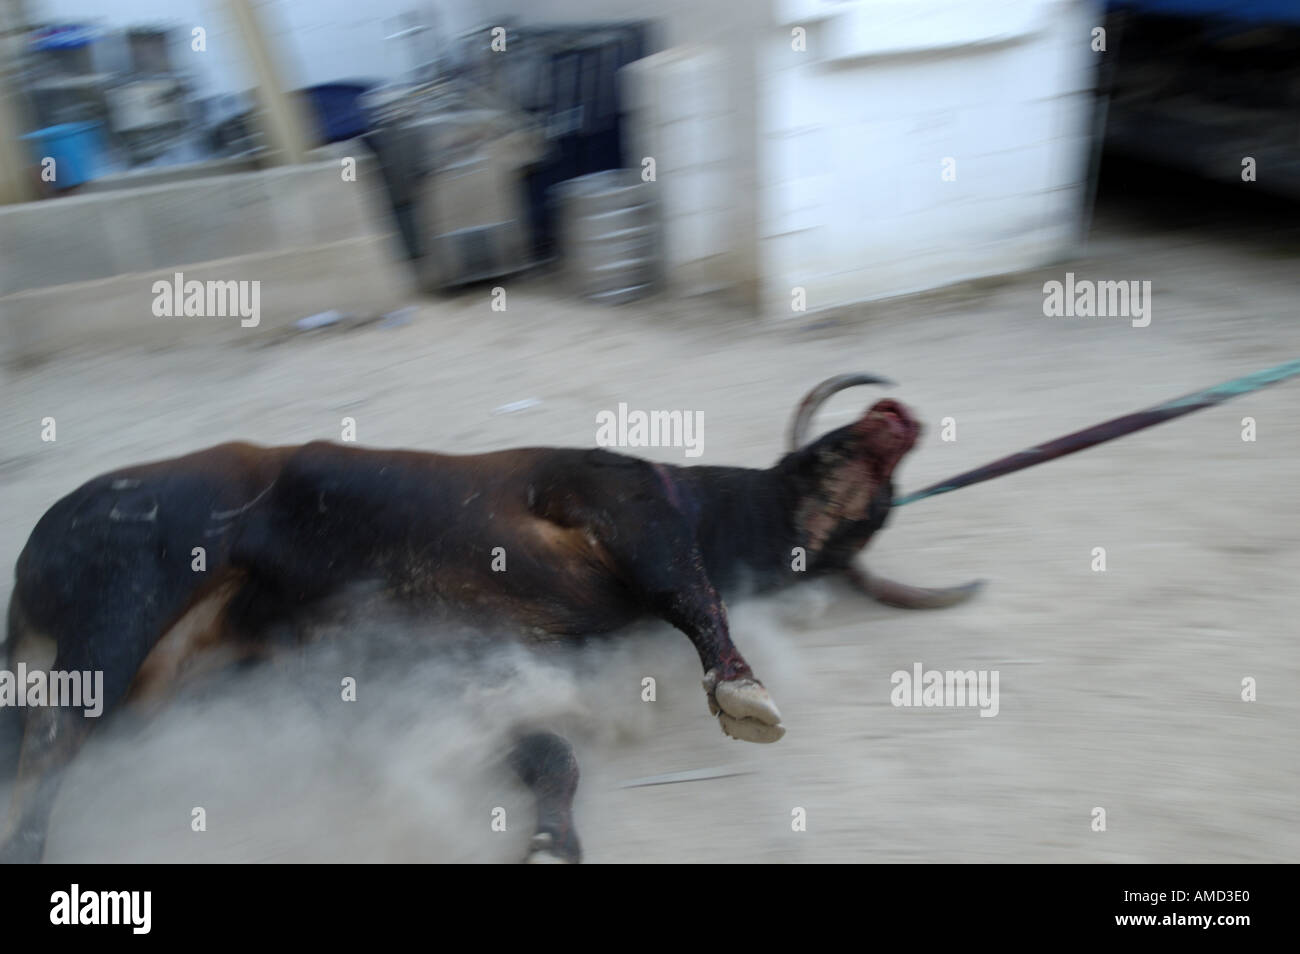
[21,121,105,189]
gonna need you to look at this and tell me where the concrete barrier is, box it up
[1,156,416,365]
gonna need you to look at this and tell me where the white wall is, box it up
[621,46,732,296]
[480,0,1100,312]
[759,0,1100,313]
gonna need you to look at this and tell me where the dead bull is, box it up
[0,375,979,863]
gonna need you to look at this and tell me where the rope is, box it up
[892,357,1300,508]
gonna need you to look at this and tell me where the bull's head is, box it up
[783,374,914,566]
[781,373,981,607]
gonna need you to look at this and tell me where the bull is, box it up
[0,375,980,863]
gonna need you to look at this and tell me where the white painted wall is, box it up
[620,46,732,296]
[760,0,1100,313]
[481,0,1099,311]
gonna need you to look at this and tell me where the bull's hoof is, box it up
[0,830,45,864]
[718,711,786,743]
[704,672,786,743]
[523,831,581,864]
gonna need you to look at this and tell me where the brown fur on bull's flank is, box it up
[0,376,981,863]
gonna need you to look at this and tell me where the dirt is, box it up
[1,206,1297,862]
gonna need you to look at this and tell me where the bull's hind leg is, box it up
[0,704,94,863]
[1,606,135,863]
[1,577,236,863]
[0,601,96,863]
[508,731,582,864]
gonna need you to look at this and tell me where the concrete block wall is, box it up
[620,46,733,296]
[0,155,415,364]
[759,0,1100,315]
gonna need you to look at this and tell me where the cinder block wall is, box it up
[620,46,733,297]
[759,0,1100,315]
[0,156,415,365]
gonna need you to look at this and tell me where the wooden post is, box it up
[223,0,313,166]
[0,0,38,204]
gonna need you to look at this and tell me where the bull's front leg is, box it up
[597,521,785,743]
[660,573,786,744]
[533,459,785,742]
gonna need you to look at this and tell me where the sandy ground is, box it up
[1,205,1298,863]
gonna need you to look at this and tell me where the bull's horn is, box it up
[787,373,895,451]
[849,566,985,609]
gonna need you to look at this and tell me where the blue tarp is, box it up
[29,25,96,50]
[1108,0,1300,24]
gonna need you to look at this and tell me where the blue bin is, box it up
[21,121,105,189]
[301,82,374,143]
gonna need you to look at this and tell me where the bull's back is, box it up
[233,442,639,633]
[8,440,644,677]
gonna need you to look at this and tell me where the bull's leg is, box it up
[847,565,984,610]
[667,584,786,744]
[1,604,100,863]
[598,517,785,743]
[0,705,94,863]
[533,458,784,742]
[1,583,195,863]
[508,731,582,864]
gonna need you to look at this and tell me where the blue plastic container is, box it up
[21,121,104,189]
[301,82,374,143]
